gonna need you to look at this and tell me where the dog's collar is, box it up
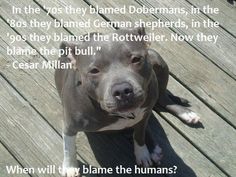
[109,112,135,119]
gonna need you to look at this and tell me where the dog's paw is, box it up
[179,111,200,124]
[134,142,152,167]
[62,161,80,177]
[150,145,163,164]
[62,167,80,177]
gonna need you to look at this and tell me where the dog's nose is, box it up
[111,82,134,100]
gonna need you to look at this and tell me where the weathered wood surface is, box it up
[187,0,236,36]
[0,143,30,177]
[137,0,236,79]
[0,76,63,177]
[151,114,227,177]
[0,18,98,169]
[161,77,236,176]
[0,0,235,176]
[0,11,226,177]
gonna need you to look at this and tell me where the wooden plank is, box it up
[150,114,227,177]
[137,0,236,79]
[0,22,62,132]
[187,0,236,36]
[0,143,30,177]
[159,76,236,176]
[0,76,63,177]
[0,19,100,169]
[87,0,236,128]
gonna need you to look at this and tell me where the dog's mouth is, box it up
[102,93,145,114]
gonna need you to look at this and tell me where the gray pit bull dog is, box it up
[55,27,200,177]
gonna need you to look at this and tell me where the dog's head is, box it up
[61,27,153,113]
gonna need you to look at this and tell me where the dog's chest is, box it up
[98,108,146,131]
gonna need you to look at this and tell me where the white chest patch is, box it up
[98,108,146,131]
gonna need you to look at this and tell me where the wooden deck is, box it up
[0,0,236,177]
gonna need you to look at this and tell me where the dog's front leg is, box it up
[133,115,153,167]
[62,133,79,177]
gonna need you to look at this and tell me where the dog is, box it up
[55,27,200,177]
[227,0,236,5]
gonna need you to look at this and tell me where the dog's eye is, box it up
[131,56,142,64]
[89,68,100,74]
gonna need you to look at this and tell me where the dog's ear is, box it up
[59,41,78,70]
[134,26,146,36]
[132,26,151,47]
[59,41,77,58]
